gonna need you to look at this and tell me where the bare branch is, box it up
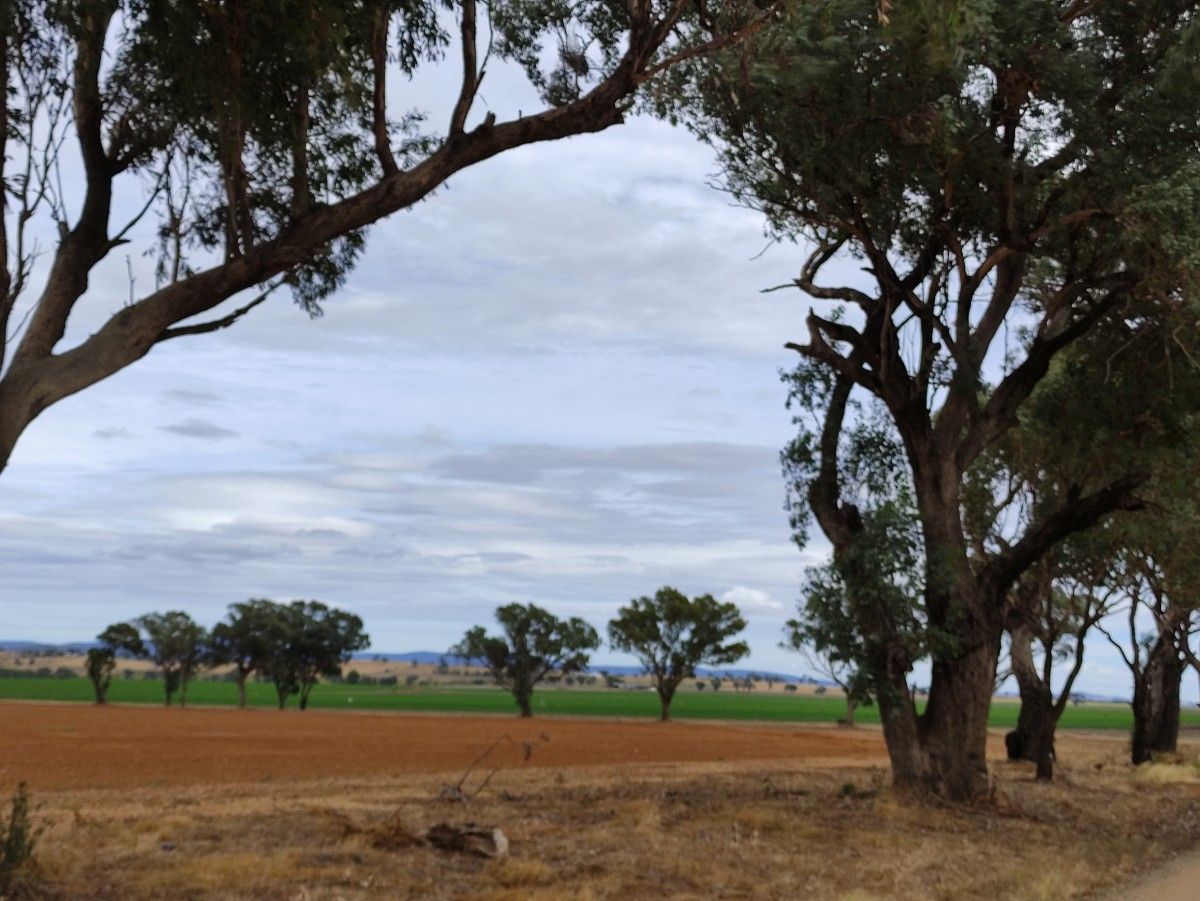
[156,284,279,343]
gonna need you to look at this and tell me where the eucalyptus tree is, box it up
[0,0,769,474]
[453,603,599,716]
[86,621,144,704]
[682,0,1200,799]
[608,586,748,720]
[1094,494,1200,764]
[269,600,370,710]
[135,610,207,706]
[207,599,290,709]
[1000,560,1113,779]
[782,400,925,731]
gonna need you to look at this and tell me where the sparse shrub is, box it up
[0,783,41,896]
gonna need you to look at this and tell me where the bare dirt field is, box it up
[2,702,1199,900]
[0,702,889,792]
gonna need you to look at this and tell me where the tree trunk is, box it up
[299,682,312,711]
[1131,634,1184,764]
[869,653,932,792]
[516,691,533,718]
[839,696,857,727]
[90,676,107,705]
[1007,621,1057,779]
[659,688,674,722]
[236,672,248,709]
[918,637,1000,801]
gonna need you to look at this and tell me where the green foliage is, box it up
[0,783,41,897]
[84,647,114,704]
[269,600,371,710]
[607,586,748,714]
[134,611,207,706]
[452,603,600,716]
[207,599,298,706]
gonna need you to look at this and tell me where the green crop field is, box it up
[2,675,1197,730]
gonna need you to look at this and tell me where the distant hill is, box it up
[349,650,820,685]
[2,640,819,687]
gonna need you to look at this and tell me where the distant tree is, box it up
[695,680,706,692]
[346,669,361,685]
[608,587,748,721]
[86,622,144,705]
[269,601,370,710]
[710,676,723,693]
[207,599,290,709]
[452,603,599,717]
[784,683,797,694]
[136,611,207,706]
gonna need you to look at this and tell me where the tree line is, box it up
[86,600,368,710]
[81,587,750,721]
[687,0,1200,799]
[455,587,749,720]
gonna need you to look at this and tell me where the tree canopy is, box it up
[453,602,600,716]
[677,0,1200,800]
[608,586,748,720]
[0,0,767,473]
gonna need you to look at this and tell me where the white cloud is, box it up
[721,586,786,615]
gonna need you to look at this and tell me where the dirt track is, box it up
[0,701,894,792]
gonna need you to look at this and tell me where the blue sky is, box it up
[0,51,1183,703]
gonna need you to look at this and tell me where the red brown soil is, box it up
[0,701,895,792]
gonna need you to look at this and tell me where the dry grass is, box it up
[19,738,1200,900]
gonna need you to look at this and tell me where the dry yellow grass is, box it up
[14,734,1200,900]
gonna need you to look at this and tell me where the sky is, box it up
[0,41,1183,702]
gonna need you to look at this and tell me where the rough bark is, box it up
[920,637,1001,800]
[1006,620,1057,779]
[1131,634,1184,764]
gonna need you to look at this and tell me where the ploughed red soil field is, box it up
[0,701,899,791]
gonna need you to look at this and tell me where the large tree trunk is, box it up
[1006,621,1056,780]
[1131,634,1184,764]
[236,672,248,709]
[919,638,1000,800]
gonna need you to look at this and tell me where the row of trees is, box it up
[693,0,1200,800]
[86,600,369,709]
[454,587,749,720]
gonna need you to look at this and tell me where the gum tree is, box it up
[85,621,143,704]
[135,610,207,706]
[682,0,1200,799]
[207,599,290,709]
[0,0,769,473]
[607,586,748,721]
[453,603,599,716]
